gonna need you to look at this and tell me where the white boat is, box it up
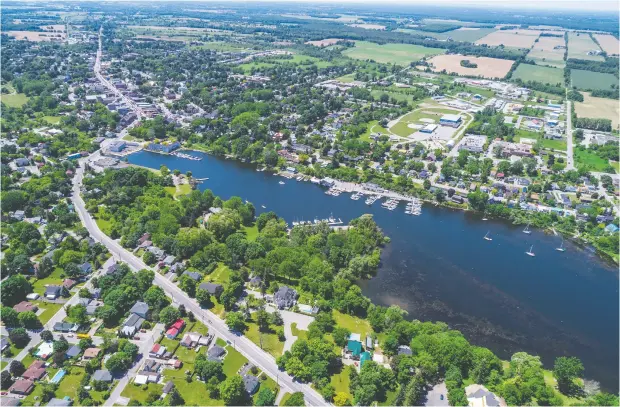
[261,205,266,209]
[556,240,566,252]
[483,231,492,241]
[525,245,535,257]
[279,181,285,185]
[523,223,531,235]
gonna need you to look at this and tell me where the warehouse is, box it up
[440,114,463,128]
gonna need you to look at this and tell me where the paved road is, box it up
[565,99,575,170]
[423,381,449,406]
[71,164,327,406]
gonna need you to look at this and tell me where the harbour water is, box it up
[128,150,619,390]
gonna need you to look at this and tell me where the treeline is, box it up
[566,58,620,75]
[574,117,613,132]
[512,77,565,96]
[417,23,462,33]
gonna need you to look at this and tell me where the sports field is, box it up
[512,64,564,85]
[425,54,514,79]
[567,32,604,61]
[526,36,566,68]
[575,92,620,129]
[476,29,541,48]
[342,41,445,66]
[593,34,620,56]
[571,69,618,91]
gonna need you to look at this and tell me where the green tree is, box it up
[17,311,41,329]
[159,306,181,327]
[0,275,32,307]
[219,376,247,406]
[226,312,246,332]
[255,388,276,406]
[553,356,584,394]
[9,327,30,348]
[283,392,305,406]
[1,307,20,327]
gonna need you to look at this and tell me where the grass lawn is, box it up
[205,263,231,286]
[516,129,566,152]
[330,366,352,401]
[290,323,308,341]
[512,64,564,86]
[55,367,86,400]
[333,310,372,339]
[360,120,389,143]
[571,69,618,91]
[164,374,223,406]
[121,381,163,404]
[216,337,227,347]
[175,345,202,366]
[336,74,356,83]
[243,224,259,241]
[610,161,620,173]
[159,337,181,353]
[42,115,61,124]
[222,345,248,377]
[378,387,400,406]
[34,301,63,324]
[0,360,7,370]
[2,93,29,108]
[31,267,66,296]
[95,217,113,235]
[189,321,210,336]
[245,320,284,358]
[343,40,445,66]
[164,185,191,199]
[279,393,293,406]
[575,148,611,171]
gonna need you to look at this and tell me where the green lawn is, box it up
[330,366,352,401]
[290,323,308,341]
[165,184,192,199]
[343,40,445,66]
[245,320,284,358]
[1,93,29,108]
[397,27,497,42]
[512,64,564,86]
[205,263,231,286]
[55,367,87,400]
[336,74,356,83]
[571,69,617,91]
[222,345,248,377]
[237,54,336,74]
[34,301,64,324]
[360,120,389,143]
[164,374,223,406]
[0,360,7,370]
[243,224,259,241]
[279,393,293,406]
[42,115,62,124]
[216,337,227,347]
[95,217,113,235]
[121,381,163,404]
[333,310,372,339]
[575,148,612,171]
[31,267,66,296]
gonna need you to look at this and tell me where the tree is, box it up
[159,306,181,327]
[332,327,351,347]
[18,311,41,329]
[9,360,25,377]
[219,375,247,406]
[179,275,197,297]
[283,392,305,406]
[470,347,501,384]
[553,356,584,394]
[105,352,132,372]
[168,388,185,406]
[0,275,32,307]
[195,356,224,382]
[226,312,246,332]
[68,304,88,325]
[196,288,212,307]
[1,370,13,390]
[333,392,351,406]
[255,387,276,406]
[9,327,30,348]
[143,286,169,310]
[1,307,20,327]
[255,309,270,332]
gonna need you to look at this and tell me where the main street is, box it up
[565,99,575,171]
[71,164,327,406]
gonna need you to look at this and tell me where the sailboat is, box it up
[523,223,532,235]
[279,181,285,185]
[483,231,492,241]
[525,245,535,257]
[556,239,566,252]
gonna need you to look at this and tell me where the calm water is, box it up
[128,150,619,390]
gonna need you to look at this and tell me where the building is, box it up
[398,345,413,356]
[149,344,167,358]
[420,124,438,134]
[345,340,362,359]
[63,279,77,290]
[243,375,260,395]
[92,370,113,383]
[146,141,181,153]
[10,379,35,395]
[207,345,226,361]
[165,319,185,339]
[180,332,203,348]
[459,135,487,153]
[47,397,73,406]
[360,351,371,367]
[274,286,297,309]
[108,140,126,153]
[79,262,93,274]
[440,114,462,128]
[466,385,502,407]
[45,285,63,300]
[121,313,145,337]
[53,322,78,333]
[199,282,224,297]
[162,381,175,397]
[83,348,102,360]
[183,271,202,282]
[65,345,81,359]
[129,301,149,319]
[13,301,38,313]
[22,360,47,381]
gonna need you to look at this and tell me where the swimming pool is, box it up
[50,369,66,384]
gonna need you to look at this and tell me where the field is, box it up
[2,93,29,107]
[575,148,612,171]
[575,92,620,129]
[4,31,66,42]
[568,32,604,61]
[526,36,566,68]
[305,38,343,47]
[349,23,386,30]
[342,41,445,66]
[42,115,62,124]
[397,27,497,43]
[237,54,336,73]
[593,34,620,56]
[512,64,564,85]
[516,129,566,151]
[476,29,541,48]
[425,54,514,79]
[571,69,618,91]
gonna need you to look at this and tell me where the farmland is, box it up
[568,32,604,61]
[476,29,541,48]
[571,69,618,91]
[593,34,620,56]
[424,54,514,79]
[305,38,343,47]
[575,92,620,129]
[512,64,564,85]
[342,40,445,66]
[397,27,497,42]
[526,36,566,68]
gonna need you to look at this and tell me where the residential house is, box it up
[13,301,38,313]
[83,348,102,360]
[65,345,81,359]
[92,370,113,383]
[466,385,502,407]
[105,263,120,276]
[121,313,145,337]
[79,262,93,274]
[47,397,73,406]
[274,286,297,309]
[207,345,226,361]
[165,319,185,339]
[249,276,262,288]
[53,322,77,333]
[22,360,47,381]
[243,375,260,395]
[129,301,149,319]
[183,271,202,281]
[45,285,63,300]
[199,282,223,297]
[345,340,362,360]
[142,360,162,373]
[181,332,202,348]
[149,344,167,359]
[63,279,77,290]
[398,345,413,356]
[10,379,35,395]
[135,371,160,385]
[162,381,175,398]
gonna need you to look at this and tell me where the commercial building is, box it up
[439,114,462,128]
[459,135,487,153]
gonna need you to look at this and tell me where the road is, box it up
[565,99,575,170]
[71,164,327,406]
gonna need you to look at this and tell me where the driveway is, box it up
[265,305,314,352]
[423,381,449,406]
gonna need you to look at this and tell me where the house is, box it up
[142,359,162,373]
[345,340,362,359]
[3,398,21,406]
[14,158,30,167]
[12,210,26,221]
[199,282,223,297]
[137,233,151,245]
[83,348,102,360]
[181,332,202,348]
[105,263,120,276]
[63,279,77,290]
[149,343,167,358]
[35,342,54,359]
[243,375,260,395]
[249,276,262,288]
[605,224,619,233]
[162,255,176,266]
[79,262,93,274]
[365,336,374,349]
[46,397,73,406]
[22,360,47,381]
[466,385,502,407]
[274,286,297,309]
[165,319,185,339]
[90,288,102,299]
[129,301,149,319]
[207,345,226,361]
[92,370,113,383]
[398,345,413,356]
[360,351,371,367]
[121,313,145,337]
[45,285,63,300]
[147,247,166,260]
[65,345,81,359]
[108,140,126,153]
[135,371,160,385]
[10,379,35,395]
[162,381,175,397]
[183,271,202,281]
[13,301,38,313]
[53,322,78,333]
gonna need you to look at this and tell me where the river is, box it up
[128,150,619,391]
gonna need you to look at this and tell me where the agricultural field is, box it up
[526,36,566,68]
[567,32,604,61]
[305,38,343,47]
[4,24,66,42]
[571,69,618,91]
[475,29,541,49]
[397,27,497,42]
[342,40,445,66]
[424,54,514,79]
[593,33,620,56]
[512,64,564,85]
[348,23,386,30]
[575,92,620,129]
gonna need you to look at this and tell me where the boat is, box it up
[261,205,266,209]
[523,223,531,235]
[556,240,566,252]
[483,231,492,241]
[279,181,285,185]
[525,245,535,257]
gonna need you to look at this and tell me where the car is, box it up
[440,394,444,401]
[1,391,8,395]
[66,334,74,338]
